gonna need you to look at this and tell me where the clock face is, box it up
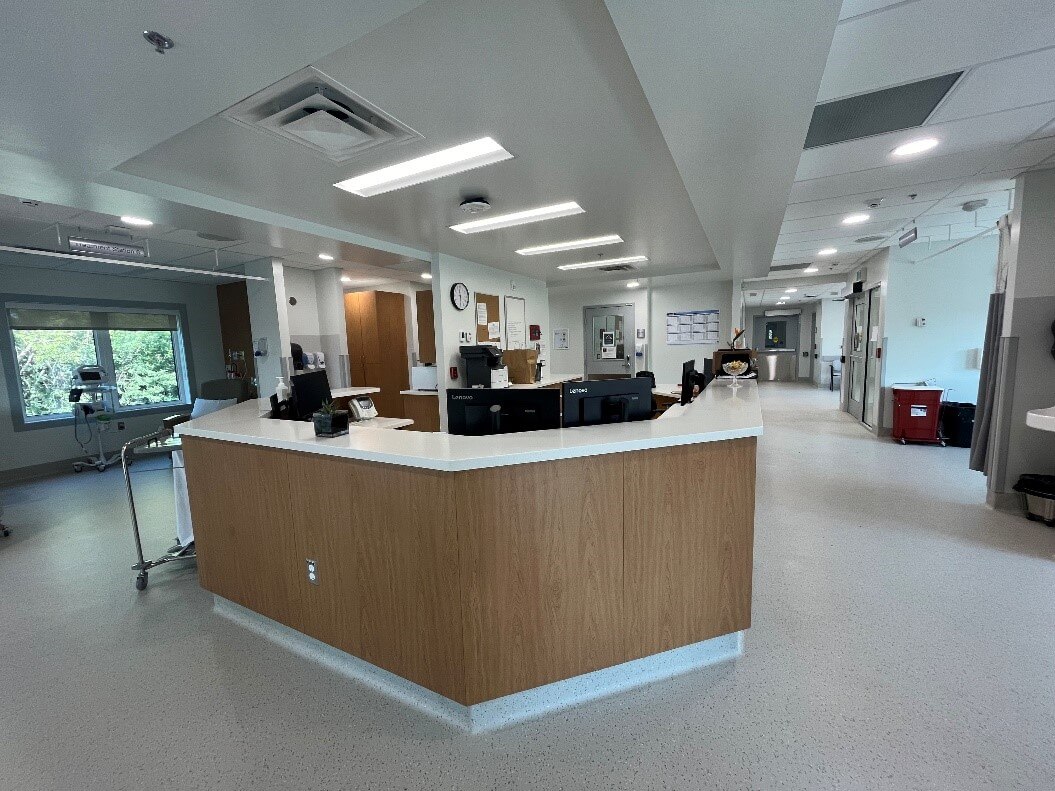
[450,282,470,310]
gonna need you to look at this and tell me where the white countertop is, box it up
[177,382,762,472]
[507,373,582,390]
[1026,406,1055,433]
[331,386,380,398]
[400,389,439,396]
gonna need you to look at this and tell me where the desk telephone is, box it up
[349,395,378,421]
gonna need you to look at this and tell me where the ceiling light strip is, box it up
[334,137,512,197]
[0,244,268,281]
[450,201,584,234]
[557,255,648,271]
[517,234,622,256]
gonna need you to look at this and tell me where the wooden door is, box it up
[415,289,436,365]
[215,282,256,392]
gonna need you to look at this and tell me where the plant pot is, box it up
[313,410,349,437]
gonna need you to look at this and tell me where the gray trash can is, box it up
[1013,475,1055,527]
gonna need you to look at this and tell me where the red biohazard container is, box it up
[892,386,945,446]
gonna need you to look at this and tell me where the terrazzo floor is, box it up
[1,383,1053,790]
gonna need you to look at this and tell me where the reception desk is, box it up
[177,383,762,730]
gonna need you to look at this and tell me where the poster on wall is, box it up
[504,295,527,349]
[553,328,569,350]
[666,309,720,345]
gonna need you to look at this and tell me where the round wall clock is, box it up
[450,282,470,311]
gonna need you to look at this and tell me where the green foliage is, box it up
[13,329,180,417]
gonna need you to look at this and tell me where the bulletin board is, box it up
[475,292,501,343]
[666,309,720,345]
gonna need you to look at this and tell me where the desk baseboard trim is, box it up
[213,596,743,733]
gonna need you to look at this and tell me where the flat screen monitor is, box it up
[447,388,561,436]
[680,359,696,406]
[290,369,331,420]
[561,378,653,427]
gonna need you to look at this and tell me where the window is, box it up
[6,304,189,423]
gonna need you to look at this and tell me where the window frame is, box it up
[1,295,198,431]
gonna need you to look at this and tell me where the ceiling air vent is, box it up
[598,263,636,272]
[805,72,962,149]
[770,262,811,272]
[855,234,886,243]
[222,67,421,163]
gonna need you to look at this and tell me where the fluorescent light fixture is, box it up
[817,247,837,256]
[785,288,798,293]
[0,243,265,281]
[777,301,786,305]
[120,215,153,227]
[892,137,939,158]
[557,255,647,271]
[318,253,335,261]
[334,137,512,197]
[340,276,352,283]
[804,267,819,273]
[450,201,583,234]
[626,280,640,289]
[841,213,870,225]
[517,234,622,256]
[420,272,432,280]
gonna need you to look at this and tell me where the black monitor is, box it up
[447,388,561,436]
[290,369,331,420]
[561,378,653,427]
[680,359,712,406]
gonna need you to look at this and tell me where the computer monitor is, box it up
[680,359,696,406]
[561,378,653,427]
[447,388,561,436]
[290,369,331,420]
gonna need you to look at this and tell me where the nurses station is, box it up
[175,356,761,731]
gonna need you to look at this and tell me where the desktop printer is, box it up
[460,344,509,388]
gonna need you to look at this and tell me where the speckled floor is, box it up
[1,383,1053,790]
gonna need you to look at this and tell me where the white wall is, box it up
[648,278,733,383]
[882,235,998,407]
[245,259,288,392]
[432,253,550,427]
[313,268,350,388]
[0,256,225,477]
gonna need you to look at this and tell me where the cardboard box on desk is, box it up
[503,349,539,384]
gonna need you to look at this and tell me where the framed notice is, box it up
[666,309,720,345]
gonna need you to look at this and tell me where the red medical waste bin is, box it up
[892,386,945,446]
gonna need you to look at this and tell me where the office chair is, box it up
[635,370,658,415]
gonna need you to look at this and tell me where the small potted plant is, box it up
[313,400,349,438]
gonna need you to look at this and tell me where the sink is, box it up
[1026,406,1055,433]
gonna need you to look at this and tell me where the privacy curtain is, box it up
[969,215,1012,474]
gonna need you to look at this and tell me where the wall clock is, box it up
[450,282,470,311]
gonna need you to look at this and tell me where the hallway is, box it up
[1,383,1052,790]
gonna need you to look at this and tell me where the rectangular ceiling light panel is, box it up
[557,255,647,271]
[804,72,962,149]
[334,137,512,197]
[450,201,583,234]
[516,234,622,256]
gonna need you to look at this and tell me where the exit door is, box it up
[583,304,635,379]
[844,287,881,426]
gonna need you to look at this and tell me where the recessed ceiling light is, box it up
[626,280,640,289]
[120,215,153,227]
[318,253,335,261]
[804,267,819,273]
[785,288,798,293]
[340,276,352,283]
[817,247,837,256]
[891,137,939,158]
[450,201,584,234]
[777,301,786,305]
[420,272,432,280]
[841,213,870,225]
[517,234,622,256]
[557,255,648,271]
[334,137,512,197]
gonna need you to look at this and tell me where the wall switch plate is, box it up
[306,558,319,585]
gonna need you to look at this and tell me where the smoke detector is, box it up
[459,197,491,215]
[961,199,989,212]
[865,197,884,209]
[143,31,175,54]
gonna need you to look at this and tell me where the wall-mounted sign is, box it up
[553,328,569,350]
[666,309,720,345]
[68,237,146,260]
[898,227,918,248]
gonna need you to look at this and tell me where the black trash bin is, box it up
[940,401,976,447]
[1013,475,1055,527]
